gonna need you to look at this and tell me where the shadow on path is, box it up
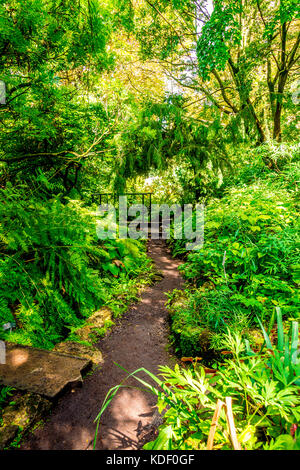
[21,240,183,450]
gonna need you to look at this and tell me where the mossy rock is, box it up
[2,393,51,429]
[177,326,204,357]
[75,307,113,341]
[198,328,213,353]
[200,281,215,291]
[167,292,188,317]
[0,393,51,449]
[0,424,19,449]
[150,270,164,283]
[87,307,112,326]
[174,326,218,364]
[245,328,265,350]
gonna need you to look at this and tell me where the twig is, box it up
[207,399,225,450]
[207,397,242,450]
[225,397,242,450]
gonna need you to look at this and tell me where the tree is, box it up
[115,0,299,143]
[0,0,113,189]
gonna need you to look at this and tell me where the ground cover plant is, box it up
[167,145,300,358]
[0,386,14,426]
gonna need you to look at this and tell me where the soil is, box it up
[21,240,183,450]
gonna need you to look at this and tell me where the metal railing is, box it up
[92,192,152,208]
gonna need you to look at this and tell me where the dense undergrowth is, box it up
[148,144,300,450]
[167,144,300,359]
[1,0,299,453]
[100,308,299,450]
[95,143,300,451]
[0,184,153,349]
[0,386,14,426]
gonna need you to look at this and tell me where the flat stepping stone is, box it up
[0,343,91,399]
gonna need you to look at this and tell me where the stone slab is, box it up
[0,343,91,398]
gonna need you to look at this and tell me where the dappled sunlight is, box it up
[19,240,183,450]
[9,348,29,368]
[0,344,90,398]
[110,388,151,424]
[99,388,155,450]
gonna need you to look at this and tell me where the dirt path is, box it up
[22,240,183,450]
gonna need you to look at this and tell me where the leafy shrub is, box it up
[222,142,300,188]
[167,286,253,358]
[0,184,151,348]
[95,314,300,450]
[0,386,14,426]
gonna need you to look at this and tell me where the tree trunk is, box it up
[273,70,288,142]
[245,98,266,144]
[273,102,282,142]
[273,22,288,142]
[228,57,266,144]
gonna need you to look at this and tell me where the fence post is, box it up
[0,340,6,364]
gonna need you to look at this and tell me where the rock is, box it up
[150,271,164,283]
[167,292,187,317]
[2,393,51,429]
[0,393,52,449]
[200,281,215,291]
[87,307,112,326]
[74,327,91,342]
[246,328,265,349]
[198,329,212,353]
[53,341,103,365]
[75,307,112,341]
[0,424,19,449]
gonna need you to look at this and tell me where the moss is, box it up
[53,341,103,366]
[0,393,51,449]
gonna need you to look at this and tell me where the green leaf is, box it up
[290,321,299,364]
[276,307,284,352]
[256,315,273,350]
[143,425,174,450]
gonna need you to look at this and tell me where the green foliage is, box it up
[263,0,300,39]
[0,0,299,450]
[247,307,300,388]
[0,386,14,426]
[0,386,13,409]
[114,95,228,199]
[95,315,300,450]
[0,0,116,195]
[167,286,253,359]
[0,184,151,348]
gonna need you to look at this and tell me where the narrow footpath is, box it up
[22,240,183,450]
